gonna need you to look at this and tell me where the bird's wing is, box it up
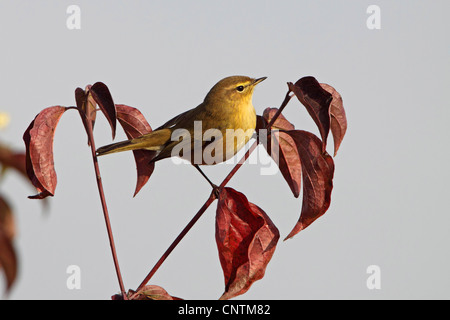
[150,104,220,163]
[154,108,195,131]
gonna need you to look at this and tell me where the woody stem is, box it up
[83,112,127,300]
[133,191,218,296]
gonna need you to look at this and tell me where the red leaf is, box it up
[255,115,266,133]
[320,83,347,156]
[0,195,15,240]
[90,82,117,140]
[0,229,17,294]
[116,104,156,196]
[289,77,333,152]
[75,85,98,142]
[261,108,302,197]
[216,187,279,300]
[284,130,335,240]
[126,285,182,300]
[269,131,302,198]
[23,106,68,199]
[0,195,17,293]
[0,143,28,181]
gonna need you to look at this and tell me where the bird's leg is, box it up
[193,164,217,188]
[193,164,220,197]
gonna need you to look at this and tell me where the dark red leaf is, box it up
[74,87,87,113]
[0,195,15,240]
[0,143,28,181]
[255,115,266,133]
[267,131,302,198]
[90,82,117,140]
[255,114,268,146]
[23,106,68,199]
[216,187,279,300]
[261,108,301,197]
[320,83,347,156]
[75,86,97,141]
[0,229,17,294]
[289,77,333,152]
[116,104,156,196]
[126,285,182,300]
[284,130,335,240]
[0,195,17,293]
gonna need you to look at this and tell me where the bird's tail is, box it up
[96,129,172,156]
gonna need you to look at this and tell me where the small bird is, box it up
[96,75,266,184]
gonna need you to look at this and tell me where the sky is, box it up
[0,0,449,299]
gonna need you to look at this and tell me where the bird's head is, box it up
[204,75,266,106]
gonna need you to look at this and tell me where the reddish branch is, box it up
[84,113,127,300]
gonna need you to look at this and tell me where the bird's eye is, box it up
[236,85,244,92]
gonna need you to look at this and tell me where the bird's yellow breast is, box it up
[202,100,256,163]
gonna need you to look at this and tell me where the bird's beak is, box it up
[252,77,267,86]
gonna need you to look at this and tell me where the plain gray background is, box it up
[0,0,449,299]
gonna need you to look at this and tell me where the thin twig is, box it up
[84,113,127,300]
[133,191,218,297]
